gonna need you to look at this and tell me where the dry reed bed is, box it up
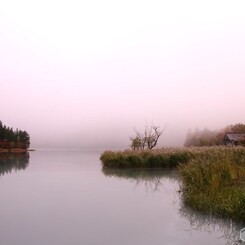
[179,147,245,222]
[100,147,194,168]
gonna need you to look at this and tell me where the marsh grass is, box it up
[100,148,193,168]
[179,147,245,222]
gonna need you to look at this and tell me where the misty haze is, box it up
[1,1,245,149]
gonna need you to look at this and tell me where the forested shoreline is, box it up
[0,121,30,150]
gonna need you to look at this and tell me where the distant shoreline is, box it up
[0,148,35,153]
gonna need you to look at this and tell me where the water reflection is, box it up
[0,152,29,176]
[102,167,244,245]
[179,200,244,245]
[102,168,178,191]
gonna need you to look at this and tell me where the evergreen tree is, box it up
[0,121,30,149]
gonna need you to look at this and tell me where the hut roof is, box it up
[225,133,245,141]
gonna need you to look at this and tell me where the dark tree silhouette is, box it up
[0,121,30,149]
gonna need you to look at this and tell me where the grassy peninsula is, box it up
[100,148,193,169]
[101,146,245,222]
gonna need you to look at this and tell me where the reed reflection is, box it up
[179,203,244,245]
[102,168,178,191]
[0,152,30,176]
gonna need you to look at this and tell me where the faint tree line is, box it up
[184,123,245,147]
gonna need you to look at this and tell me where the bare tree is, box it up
[145,125,164,149]
[130,124,166,150]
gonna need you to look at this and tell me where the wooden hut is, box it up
[224,133,245,146]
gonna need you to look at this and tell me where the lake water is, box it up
[0,150,243,245]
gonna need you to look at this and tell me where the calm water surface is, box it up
[0,150,243,245]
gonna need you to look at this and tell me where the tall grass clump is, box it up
[100,148,193,169]
[179,146,245,222]
[101,146,245,169]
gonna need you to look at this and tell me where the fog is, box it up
[1,0,245,149]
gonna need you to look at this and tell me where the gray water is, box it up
[0,150,243,245]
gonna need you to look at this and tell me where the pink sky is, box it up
[1,0,245,148]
